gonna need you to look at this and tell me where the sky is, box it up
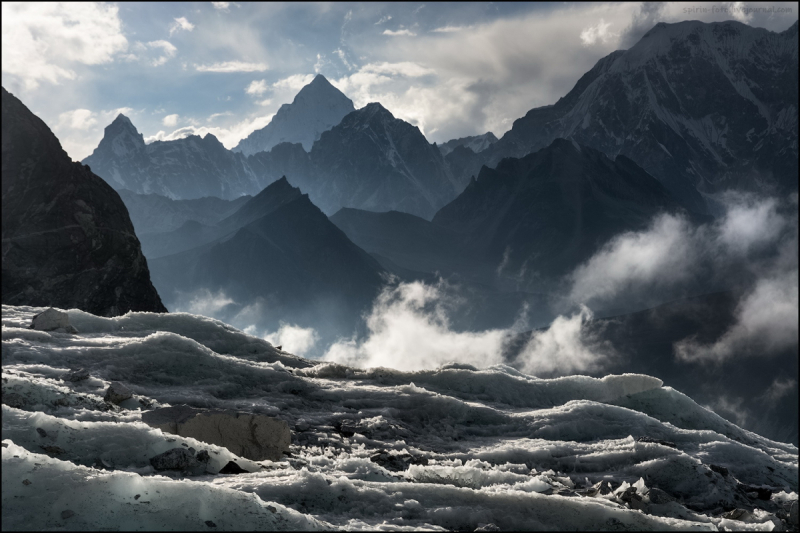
[2,2,797,161]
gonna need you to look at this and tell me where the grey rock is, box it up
[61,510,75,519]
[104,382,133,404]
[30,308,77,333]
[218,460,249,474]
[722,508,754,521]
[149,447,197,471]
[142,405,290,461]
[369,450,428,472]
[36,428,47,438]
[789,501,798,525]
[40,445,66,455]
[474,524,500,532]
[647,487,677,505]
[709,464,729,477]
[636,436,677,448]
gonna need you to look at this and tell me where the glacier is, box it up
[2,304,797,531]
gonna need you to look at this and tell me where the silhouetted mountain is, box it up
[83,116,261,200]
[117,190,251,235]
[504,291,798,444]
[451,21,799,213]
[1,87,166,316]
[434,139,688,289]
[233,74,355,155]
[438,132,498,157]
[149,181,386,342]
[307,103,457,219]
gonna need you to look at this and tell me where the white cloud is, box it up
[245,79,269,96]
[568,214,697,305]
[517,306,611,376]
[759,378,797,406]
[580,18,618,46]
[263,323,319,356]
[715,193,785,255]
[144,112,275,149]
[174,289,235,316]
[148,40,177,66]
[674,269,799,364]
[323,281,510,371]
[162,114,180,127]
[196,60,268,72]
[375,15,392,25]
[431,25,473,33]
[383,29,417,37]
[170,17,194,35]
[211,2,230,11]
[271,73,315,92]
[57,109,97,131]
[1,2,128,89]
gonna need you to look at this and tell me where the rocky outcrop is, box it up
[1,87,167,316]
[30,308,77,333]
[141,405,291,461]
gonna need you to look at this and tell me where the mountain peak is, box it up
[233,73,355,155]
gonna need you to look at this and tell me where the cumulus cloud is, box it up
[245,79,269,96]
[170,17,194,35]
[57,109,97,131]
[272,73,315,92]
[1,2,128,89]
[211,2,231,11]
[162,114,180,127]
[196,61,268,72]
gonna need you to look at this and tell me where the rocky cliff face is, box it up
[307,103,457,219]
[83,116,261,200]
[433,139,687,286]
[454,21,798,213]
[233,74,355,156]
[1,87,167,316]
[438,132,498,157]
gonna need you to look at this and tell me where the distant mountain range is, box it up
[147,178,387,343]
[233,74,355,155]
[1,87,165,316]
[85,21,797,219]
[451,20,799,213]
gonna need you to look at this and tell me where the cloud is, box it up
[431,25,474,33]
[211,2,231,11]
[568,214,697,305]
[57,109,97,131]
[174,289,235,316]
[271,73,315,92]
[144,112,275,148]
[196,61,268,72]
[162,114,180,127]
[375,15,392,25]
[516,306,612,376]
[262,323,319,356]
[323,280,511,371]
[170,17,195,35]
[759,377,797,407]
[245,79,269,96]
[580,19,618,46]
[147,40,178,66]
[383,28,417,37]
[1,2,128,89]
[674,268,799,363]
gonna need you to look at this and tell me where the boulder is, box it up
[104,382,133,404]
[30,308,77,333]
[141,405,290,461]
[149,447,209,473]
[647,487,676,504]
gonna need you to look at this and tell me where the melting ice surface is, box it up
[2,305,797,531]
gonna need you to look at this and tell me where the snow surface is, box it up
[2,304,797,531]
